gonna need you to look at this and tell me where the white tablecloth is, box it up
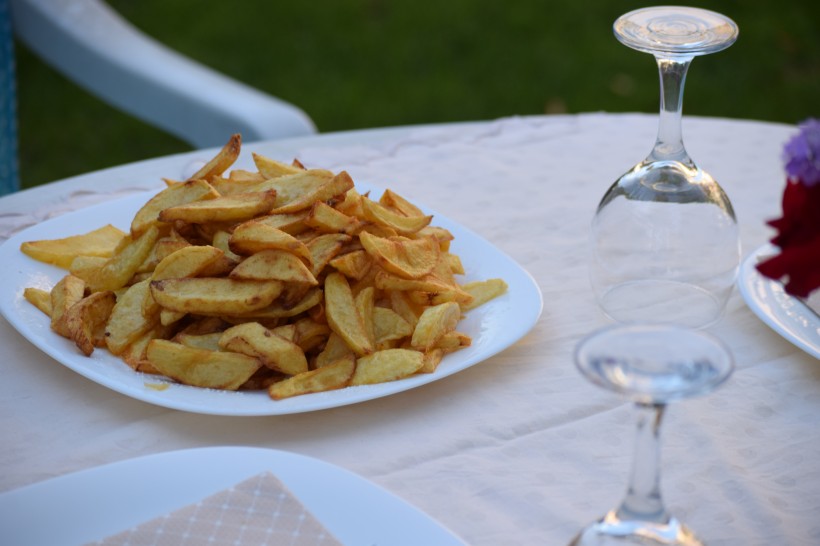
[1,113,817,546]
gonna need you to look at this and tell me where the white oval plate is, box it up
[0,183,542,415]
[737,244,820,359]
[0,446,466,546]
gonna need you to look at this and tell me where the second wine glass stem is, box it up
[616,402,669,523]
[650,56,693,163]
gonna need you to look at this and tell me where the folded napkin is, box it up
[88,472,342,546]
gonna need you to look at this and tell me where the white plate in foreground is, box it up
[738,244,820,359]
[0,183,542,415]
[0,446,466,546]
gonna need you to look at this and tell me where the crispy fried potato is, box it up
[219,322,308,375]
[64,290,116,356]
[461,278,509,310]
[252,152,305,179]
[105,279,157,355]
[229,249,317,284]
[189,133,242,180]
[411,301,462,351]
[21,224,126,269]
[150,278,284,316]
[324,272,373,357]
[159,191,277,224]
[19,134,507,401]
[305,201,360,234]
[87,225,161,293]
[329,249,372,280]
[268,357,355,400]
[50,274,86,338]
[130,179,218,236]
[350,348,424,386]
[24,287,52,317]
[361,196,432,235]
[359,231,439,279]
[146,339,261,390]
[373,307,413,345]
[229,221,312,265]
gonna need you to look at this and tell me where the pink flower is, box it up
[757,119,820,298]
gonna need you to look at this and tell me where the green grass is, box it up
[14,0,819,188]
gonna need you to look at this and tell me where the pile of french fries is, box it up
[19,135,507,400]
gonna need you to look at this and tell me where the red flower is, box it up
[756,180,820,297]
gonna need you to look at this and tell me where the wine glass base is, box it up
[596,279,726,329]
[568,512,704,546]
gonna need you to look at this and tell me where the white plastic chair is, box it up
[2,0,317,193]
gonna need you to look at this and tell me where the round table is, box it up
[1,113,817,546]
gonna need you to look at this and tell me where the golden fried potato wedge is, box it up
[460,278,509,310]
[350,348,424,386]
[188,133,242,181]
[87,225,161,293]
[229,249,317,285]
[354,286,376,348]
[373,306,413,344]
[24,287,52,317]
[419,348,445,374]
[229,221,312,265]
[158,190,277,224]
[251,210,311,235]
[315,332,355,368]
[359,231,440,279]
[64,290,117,356]
[252,152,305,179]
[150,278,284,316]
[411,301,462,351]
[434,331,472,352]
[378,189,425,217]
[130,179,218,236]
[151,245,224,280]
[105,279,158,355]
[306,233,351,277]
[219,322,308,375]
[50,274,86,338]
[268,357,355,400]
[68,256,108,284]
[146,339,261,391]
[324,272,373,357]
[361,196,432,235]
[173,331,223,351]
[21,224,126,269]
[305,201,360,234]
[229,287,323,320]
[328,249,372,281]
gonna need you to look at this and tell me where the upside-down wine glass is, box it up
[568,324,734,546]
[590,7,741,329]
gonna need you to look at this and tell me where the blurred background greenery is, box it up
[13,0,819,189]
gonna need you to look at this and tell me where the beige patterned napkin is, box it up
[88,472,342,545]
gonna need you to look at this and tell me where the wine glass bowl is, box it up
[591,6,741,329]
[569,323,734,546]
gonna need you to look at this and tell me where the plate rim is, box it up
[0,184,543,415]
[737,243,820,359]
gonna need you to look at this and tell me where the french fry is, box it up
[146,339,261,390]
[64,290,117,356]
[324,272,373,357]
[158,191,277,224]
[268,358,355,400]
[50,274,86,338]
[219,322,308,376]
[150,278,284,316]
[350,349,424,385]
[130,179,218,236]
[20,224,126,269]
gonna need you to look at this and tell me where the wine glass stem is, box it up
[650,56,693,163]
[616,402,669,522]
